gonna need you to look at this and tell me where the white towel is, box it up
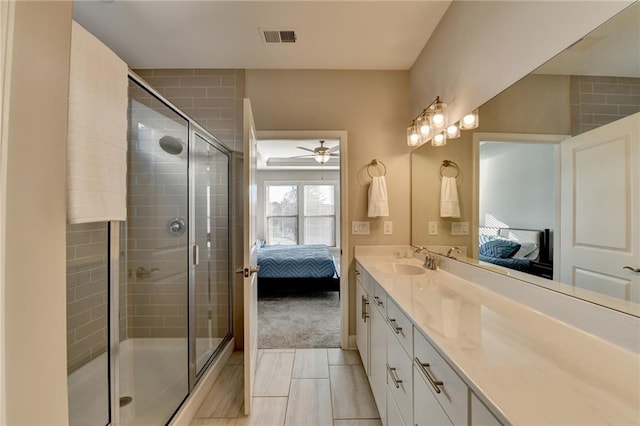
[440,176,461,218]
[67,21,128,224]
[368,176,389,217]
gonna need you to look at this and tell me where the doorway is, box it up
[255,130,348,349]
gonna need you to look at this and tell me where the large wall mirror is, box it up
[411,2,639,317]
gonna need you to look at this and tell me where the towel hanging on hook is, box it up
[367,159,389,217]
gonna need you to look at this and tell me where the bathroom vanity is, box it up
[354,246,640,426]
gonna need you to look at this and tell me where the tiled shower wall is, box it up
[126,83,190,338]
[132,69,245,152]
[66,223,108,373]
[570,75,640,135]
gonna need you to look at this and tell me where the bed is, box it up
[256,243,340,295]
[478,227,553,279]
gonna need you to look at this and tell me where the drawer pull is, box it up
[386,363,403,389]
[388,317,402,334]
[374,296,384,307]
[415,357,444,394]
[361,295,369,322]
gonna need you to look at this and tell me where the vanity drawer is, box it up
[386,298,413,356]
[414,365,453,426]
[387,326,413,425]
[355,261,363,285]
[372,282,387,312]
[413,329,468,425]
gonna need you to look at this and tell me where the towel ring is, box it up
[440,160,459,178]
[367,159,387,178]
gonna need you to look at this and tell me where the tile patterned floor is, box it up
[192,349,382,426]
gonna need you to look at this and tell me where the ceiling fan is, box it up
[292,140,340,164]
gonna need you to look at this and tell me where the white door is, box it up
[560,112,640,303]
[243,99,259,415]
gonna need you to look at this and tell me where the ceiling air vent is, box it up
[260,29,297,44]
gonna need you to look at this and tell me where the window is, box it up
[266,182,338,246]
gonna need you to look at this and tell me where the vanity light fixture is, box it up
[406,96,479,147]
[460,109,479,130]
[407,122,421,147]
[432,131,447,147]
[446,123,460,139]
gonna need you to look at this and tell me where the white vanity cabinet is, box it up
[355,263,370,373]
[470,393,502,426]
[413,364,453,426]
[355,258,504,426]
[413,328,468,425]
[369,283,388,425]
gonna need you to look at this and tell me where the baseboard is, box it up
[170,338,234,425]
[348,334,357,350]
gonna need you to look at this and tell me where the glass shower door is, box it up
[122,79,189,425]
[192,131,231,375]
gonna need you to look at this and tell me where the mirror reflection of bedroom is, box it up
[478,139,559,280]
[255,137,342,349]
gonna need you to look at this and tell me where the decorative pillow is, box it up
[256,239,266,248]
[512,242,538,259]
[479,238,521,258]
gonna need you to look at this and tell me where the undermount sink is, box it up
[376,263,425,276]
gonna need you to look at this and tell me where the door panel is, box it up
[243,99,258,415]
[561,112,640,303]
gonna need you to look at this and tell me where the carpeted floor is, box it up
[258,291,341,349]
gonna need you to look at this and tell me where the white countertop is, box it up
[355,253,640,425]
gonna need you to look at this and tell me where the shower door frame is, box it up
[104,71,234,425]
[188,122,234,388]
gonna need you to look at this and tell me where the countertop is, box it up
[355,253,640,425]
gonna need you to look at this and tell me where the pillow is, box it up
[479,238,521,258]
[256,239,266,248]
[512,242,538,259]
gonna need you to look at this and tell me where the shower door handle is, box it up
[192,245,199,267]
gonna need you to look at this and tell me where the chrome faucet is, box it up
[424,253,437,270]
[414,246,427,253]
[446,246,462,258]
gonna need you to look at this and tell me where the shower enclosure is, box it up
[66,74,233,425]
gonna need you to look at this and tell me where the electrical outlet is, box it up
[451,221,469,235]
[352,221,370,235]
[383,221,393,235]
[428,221,438,235]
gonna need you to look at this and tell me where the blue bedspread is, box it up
[257,244,338,279]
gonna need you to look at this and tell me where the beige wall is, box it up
[411,74,571,249]
[409,1,632,123]
[246,70,412,336]
[4,1,71,423]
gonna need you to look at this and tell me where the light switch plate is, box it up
[352,221,370,235]
[428,221,438,235]
[451,221,469,235]
[383,221,393,235]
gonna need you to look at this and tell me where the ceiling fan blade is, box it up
[289,154,313,158]
[296,146,315,153]
[329,145,340,153]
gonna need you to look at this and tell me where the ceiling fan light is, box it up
[314,152,330,164]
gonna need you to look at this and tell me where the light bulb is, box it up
[432,131,447,147]
[432,113,444,126]
[460,109,479,129]
[407,124,421,146]
[446,124,460,139]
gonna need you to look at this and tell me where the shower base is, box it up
[68,337,223,426]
